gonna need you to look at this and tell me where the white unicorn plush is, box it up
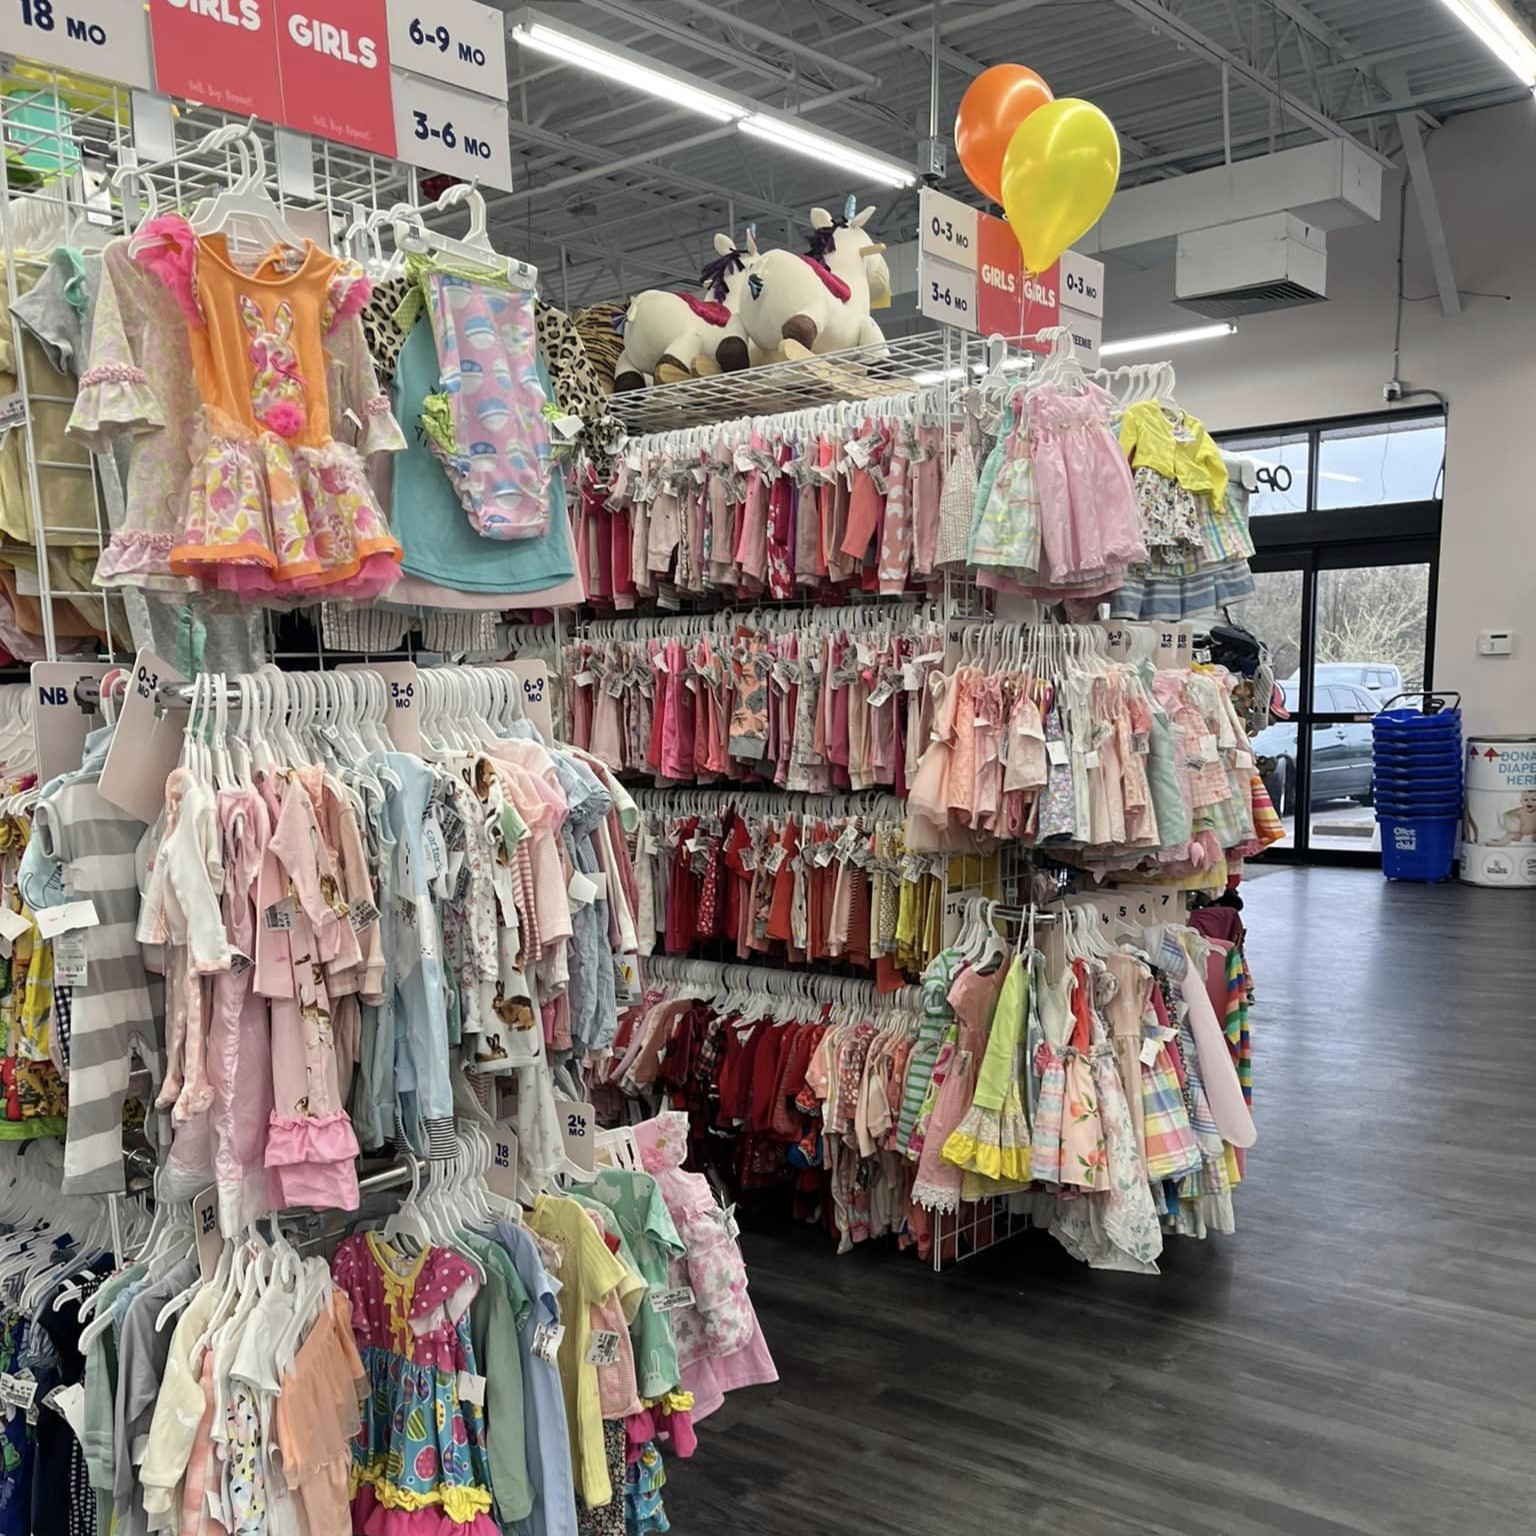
[612,232,758,390]
[737,201,890,361]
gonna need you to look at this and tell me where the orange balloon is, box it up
[954,64,1054,205]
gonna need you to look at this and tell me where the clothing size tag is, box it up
[227,950,253,979]
[531,1322,564,1364]
[53,933,88,986]
[193,1185,222,1283]
[584,1330,621,1367]
[650,1285,696,1313]
[349,898,381,933]
[263,899,296,933]
[34,900,98,940]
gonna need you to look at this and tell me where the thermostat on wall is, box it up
[1477,630,1514,657]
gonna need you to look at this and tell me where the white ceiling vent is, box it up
[1175,213,1326,319]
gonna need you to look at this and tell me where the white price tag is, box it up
[650,1285,696,1313]
[391,69,513,191]
[2,0,153,91]
[567,870,600,908]
[227,949,253,979]
[584,1330,620,1367]
[34,900,97,940]
[263,898,296,933]
[1199,734,1220,762]
[919,254,978,332]
[1139,1038,1162,1066]
[53,932,87,986]
[532,1322,564,1363]
[0,908,30,945]
[349,898,381,933]
[385,0,507,98]
[0,393,27,434]
[1046,739,1070,767]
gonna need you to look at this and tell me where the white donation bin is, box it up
[1461,737,1536,886]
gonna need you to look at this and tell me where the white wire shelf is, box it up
[607,329,959,436]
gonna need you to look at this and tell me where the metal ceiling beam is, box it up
[1265,0,1440,130]
[1108,0,1393,166]
[571,0,878,91]
[1386,66,1459,319]
[656,0,883,86]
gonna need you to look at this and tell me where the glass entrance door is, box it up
[1238,546,1436,862]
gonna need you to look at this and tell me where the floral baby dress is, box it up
[331,1232,498,1536]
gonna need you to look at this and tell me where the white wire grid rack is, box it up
[606,329,963,436]
[0,63,423,668]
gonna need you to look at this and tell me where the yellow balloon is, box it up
[1000,98,1120,274]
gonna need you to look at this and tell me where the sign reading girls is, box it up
[147,0,395,154]
[274,0,394,154]
[147,0,285,120]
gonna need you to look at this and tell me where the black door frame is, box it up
[1249,510,1441,865]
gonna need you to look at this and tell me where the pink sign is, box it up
[274,0,396,154]
[148,0,285,121]
[976,214,1022,339]
[1019,257,1061,354]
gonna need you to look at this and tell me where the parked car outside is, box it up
[1283,662,1405,701]
[1253,681,1381,815]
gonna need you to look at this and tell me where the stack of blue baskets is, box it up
[1373,692,1462,881]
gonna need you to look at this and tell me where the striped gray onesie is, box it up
[36,771,164,1196]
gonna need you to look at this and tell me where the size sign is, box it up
[485,1120,520,1202]
[918,253,977,332]
[193,1183,222,1282]
[390,68,512,191]
[384,0,504,99]
[1060,250,1105,318]
[919,188,977,266]
[501,659,553,742]
[30,661,109,787]
[1059,306,1102,369]
[274,0,395,154]
[554,1098,595,1174]
[147,0,285,121]
[1,0,153,90]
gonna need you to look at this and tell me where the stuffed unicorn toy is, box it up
[612,232,760,390]
[737,199,890,361]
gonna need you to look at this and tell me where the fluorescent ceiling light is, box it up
[1437,0,1536,87]
[739,113,916,188]
[912,366,966,385]
[512,21,747,121]
[1099,322,1237,358]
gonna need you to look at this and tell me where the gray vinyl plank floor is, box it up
[663,866,1536,1535]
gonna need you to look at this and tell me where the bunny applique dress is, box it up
[120,215,404,601]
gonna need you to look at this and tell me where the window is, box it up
[1219,428,1309,515]
[1317,416,1445,508]
[1217,408,1445,518]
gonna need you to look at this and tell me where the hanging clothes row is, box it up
[961,349,1256,619]
[562,601,946,790]
[628,788,947,984]
[574,386,956,607]
[905,621,1285,890]
[618,890,1255,1271]
[0,1103,775,1536]
[3,661,659,1215]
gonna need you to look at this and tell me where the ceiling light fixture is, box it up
[1099,322,1238,358]
[511,20,747,122]
[1436,0,1536,88]
[739,113,917,189]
